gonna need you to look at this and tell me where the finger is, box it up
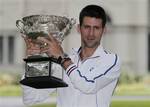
[48,33,57,42]
[21,34,26,39]
[25,40,39,50]
[37,37,51,45]
[21,35,32,45]
[21,35,28,42]
[30,45,40,49]
[48,33,54,40]
[21,35,31,49]
[40,48,49,53]
[27,49,41,55]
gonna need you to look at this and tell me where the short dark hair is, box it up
[79,5,107,27]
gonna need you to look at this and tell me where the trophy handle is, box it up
[70,18,76,25]
[16,20,25,34]
[58,18,76,41]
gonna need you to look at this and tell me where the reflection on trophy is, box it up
[16,15,75,88]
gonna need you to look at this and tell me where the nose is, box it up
[89,28,94,36]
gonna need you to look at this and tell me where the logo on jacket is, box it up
[89,67,94,72]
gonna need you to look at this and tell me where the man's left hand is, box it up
[37,34,64,59]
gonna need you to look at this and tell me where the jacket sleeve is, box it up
[22,85,56,105]
[66,54,121,94]
[21,75,56,105]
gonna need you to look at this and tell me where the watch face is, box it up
[63,53,69,58]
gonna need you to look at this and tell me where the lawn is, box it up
[114,83,150,96]
[1,83,150,96]
[111,100,150,107]
[31,100,150,107]
[1,84,150,107]
[0,85,22,96]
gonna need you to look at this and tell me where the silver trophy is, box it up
[16,15,75,88]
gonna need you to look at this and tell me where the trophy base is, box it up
[20,76,68,89]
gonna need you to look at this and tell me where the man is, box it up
[22,4,121,107]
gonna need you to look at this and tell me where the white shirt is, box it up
[22,45,121,107]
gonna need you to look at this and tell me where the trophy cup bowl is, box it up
[16,15,75,88]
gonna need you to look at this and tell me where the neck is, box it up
[80,46,98,60]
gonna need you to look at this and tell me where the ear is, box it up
[77,24,81,33]
[103,27,107,34]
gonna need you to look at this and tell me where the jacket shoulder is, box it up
[102,51,121,66]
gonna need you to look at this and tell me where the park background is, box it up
[0,0,150,107]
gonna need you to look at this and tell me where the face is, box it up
[78,16,105,48]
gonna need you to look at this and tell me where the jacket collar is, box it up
[91,45,104,57]
[74,45,104,58]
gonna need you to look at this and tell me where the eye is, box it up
[83,25,90,29]
[94,26,100,30]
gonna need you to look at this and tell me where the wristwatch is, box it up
[58,53,71,66]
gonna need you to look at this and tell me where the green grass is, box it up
[31,100,150,107]
[111,100,150,107]
[0,84,150,107]
[1,83,150,96]
[0,85,22,96]
[114,83,150,96]
[31,103,55,107]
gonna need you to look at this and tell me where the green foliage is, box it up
[118,71,143,84]
[114,83,150,96]
[0,71,150,97]
[0,72,21,86]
